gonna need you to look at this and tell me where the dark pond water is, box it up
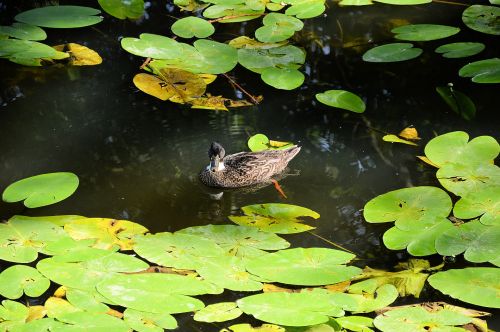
[0,0,499,329]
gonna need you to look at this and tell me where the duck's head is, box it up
[208,142,226,172]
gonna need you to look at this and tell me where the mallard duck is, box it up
[199,142,301,188]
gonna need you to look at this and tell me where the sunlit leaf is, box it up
[459,58,500,83]
[15,6,103,28]
[436,86,476,121]
[121,33,182,59]
[65,288,110,313]
[171,16,215,38]
[224,323,286,332]
[374,0,430,3]
[45,297,80,319]
[392,24,460,41]
[246,248,361,286]
[382,135,417,146]
[335,316,374,331]
[247,134,294,152]
[435,42,485,58]
[261,67,304,90]
[339,0,373,5]
[237,45,305,73]
[52,43,102,65]
[453,186,500,225]
[398,127,420,140]
[316,90,366,113]
[2,172,79,208]
[190,95,254,111]
[124,308,178,331]
[462,5,500,35]
[0,23,46,40]
[255,13,303,43]
[281,0,326,18]
[10,318,64,332]
[54,311,130,331]
[202,4,263,23]
[194,302,243,322]
[0,265,50,299]
[98,0,144,19]
[436,162,499,197]
[330,284,399,313]
[362,43,422,62]
[0,39,68,66]
[0,300,29,328]
[229,36,288,49]
[428,268,500,308]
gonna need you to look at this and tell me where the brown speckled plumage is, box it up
[199,145,301,188]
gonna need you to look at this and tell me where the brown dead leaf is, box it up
[133,73,173,101]
[398,126,421,140]
[383,134,418,146]
[157,68,207,103]
[53,43,102,66]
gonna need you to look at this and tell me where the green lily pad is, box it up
[261,67,305,90]
[335,316,374,332]
[428,268,500,308]
[374,0,431,3]
[237,292,342,326]
[363,186,452,230]
[424,131,499,167]
[98,0,144,19]
[329,284,399,313]
[435,42,485,58]
[197,255,263,291]
[382,135,418,146]
[171,16,215,38]
[459,58,500,83]
[247,134,294,152]
[96,273,213,314]
[177,224,289,258]
[65,288,110,313]
[2,172,79,208]
[9,214,85,227]
[36,252,149,292]
[392,24,460,41]
[121,33,182,59]
[316,90,366,113]
[15,6,103,28]
[283,0,326,19]
[0,23,46,40]
[0,300,29,327]
[10,318,64,332]
[373,306,472,332]
[133,232,224,269]
[436,163,500,197]
[362,43,422,62]
[383,219,454,256]
[124,308,178,331]
[54,311,129,331]
[0,216,68,263]
[462,5,500,35]
[0,39,68,65]
[228,203,320,234]
[453,186,500,225]
[255,13,303,43]
[435,220,500,265]
[246,248,361,285]
[202,4,263,23]
[0,265,50,299]
[194,302,243,322]
[237,45,305,73]
[436,86,476,121]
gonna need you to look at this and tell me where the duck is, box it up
[199,142,301,188]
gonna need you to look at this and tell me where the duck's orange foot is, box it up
[271,179,287,199]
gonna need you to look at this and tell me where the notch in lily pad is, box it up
[248,134,294,152]
[2,172,79,208]
[171,17,215,38]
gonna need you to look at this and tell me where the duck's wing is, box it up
[224,149,297,179]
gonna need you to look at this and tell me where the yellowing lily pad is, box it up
[52,43,102,66]
[382,135,418,146]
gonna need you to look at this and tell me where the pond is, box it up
[0,0,499,331]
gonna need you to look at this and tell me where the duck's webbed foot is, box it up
[270,179,287,199]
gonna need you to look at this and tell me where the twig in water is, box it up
[306,231,356,255]
[222,73,261,105]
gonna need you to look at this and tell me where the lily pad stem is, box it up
[222,73,261,105]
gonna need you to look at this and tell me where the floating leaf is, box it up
[0,265,50,299]
[332,284,399,313]
[54,311,130,331]
[363,186,452,230]
[435,220,500,265]
[281,0,326,18]
[424,131,499,168]
[65,288,110,313]
[124,308,178,331]
[462,5,500,35]
[0,300,29,328]
[392,24,460,41]
[52,43,102,66]
[2,172,79,208]
[316,90,366,113]
[15,6,103,28]
[255,13,303,43]
[121,33,182,59]
[190,95,255,111]
[0,23,46,40]
[428,268,500,308]
[0,39,68,66]
[171,17,215,38]
[436,86,476,121]
[203,4,263,23]
[436,162,499,197]
[459,58,500,84]
[98,0,144,19]
[435,42,485,59]
[177,224,289,258]
[224,323,286,331]
[64,217,148,250]
[398,127,420,140]
[246,248,361,286]
[373,306,472,332]
[335,316,374,332]
[133,232,224,270]
[374,0,430,3]
[229,203,320,234]
[194,302,243,322]
[229,36,288,49]
[382,135,417,146]
[453,186,500,225]
[362,43,422,62]
[237,45,305,73]
[96,273,216,313]
[247,134,294,152]
[261,67,304,90]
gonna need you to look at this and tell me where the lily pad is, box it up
[124,308,178,331]
[15,6,103,28]
[0,265,50,299]
[382,135,417,146]
[261,67,304,90]
[0,300,29,328]
[374,0,430,3]
[428,268,500,308]
[98,0,144,19]
[54,311,130,331]
[453,186,500,225]
[435,220,500,265]
[363,186,452,230]
[424,131,499,167]
[392,24,460,41]
[335,316,374,332]
[52,43,103,66]
[177,224,289,258]
[362,43,422,62]
[436,162,500,197]
[330,284,399,313]
[171,16,215,38]
[435,42,485,59]
[247,134,294,152]
[2,172,79,208]
[202,4,263,23]
[246,247,361,285]
[316,90,366,113]
[237,45,305,73]
[255,13,304,43]
[121,33,182,59]
[0,39,68,65]
[65,288,110,313]
[459,58,500,83]
[462,5,500,35]
[228,203,320,234]
[373,306,472,332]
[436,86,476,121]
[194,302,243,322]
[133,232,224,269]
[283,0,326,19]
[0,23,46,41]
